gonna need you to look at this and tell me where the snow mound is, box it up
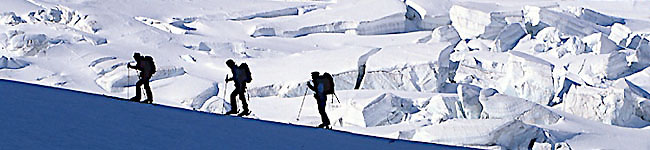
[135,17,197,34]
[415,94,464,123]
[154,75,219,110]
[5,31,49,56]
[417,25,460,45]
[481,93,561,125]
[412,119,546,150]
[23,5,101,34]
[362,93,419,127]
[88,57,126,75]
[95,64,186,92]
[0,56,30,69]
[1,12,26,26]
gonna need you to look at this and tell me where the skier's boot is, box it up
[237,108,251,117]
[141,99,153,104]
[224,110,238,115]
[129,96,141,102]
[317,123,331,129]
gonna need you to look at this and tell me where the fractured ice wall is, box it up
[362,93,419,127]
[457,84,482,119]
[567,7,625,26]
[451,50,509,88]
[524,6,609,37]
[404,0,452,30]
[449,3,522,40]
[250,0,409,37]
[559,81,643,127]
[493,23,526,52]
[583,32,622,54]
[249,62,444,98]
[498,51,557,106]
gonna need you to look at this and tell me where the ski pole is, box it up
[222,75,228,114]
[333,93,341,103]
[127,64,130,99]
[296,86,309,121]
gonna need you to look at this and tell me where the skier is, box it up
[127,52,156,104]
[307,71,334,128]
[224,59,252,116]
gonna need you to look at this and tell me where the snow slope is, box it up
[0,79,470,150]
[3,0,650,149]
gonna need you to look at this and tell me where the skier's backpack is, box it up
[322,72,335,95]
[144,56,156,74]
[235,63,252,83]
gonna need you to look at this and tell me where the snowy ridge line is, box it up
[229,4,326,21]
[12,4,101,34]
[0,79,474,150]
[135,16,197,34]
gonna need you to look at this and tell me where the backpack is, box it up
[144,56,156,74]
[235,63,252,83]
[322,72,335,95]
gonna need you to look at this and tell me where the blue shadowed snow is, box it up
[0,79,473,150]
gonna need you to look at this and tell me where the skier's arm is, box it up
[225,77,233,82]
[128,63,143,70]
[307,81,316,91]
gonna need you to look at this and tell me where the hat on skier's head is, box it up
[226,59,236,67]
[311,71,320,79]
[133,52,141,59]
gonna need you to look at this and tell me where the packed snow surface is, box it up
[2,0,650,149]
[0,79,469,150]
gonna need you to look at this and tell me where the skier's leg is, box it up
[317,95,330,126]
[143,78,153,102]
[131,78,143,101]
[239,88,248,111]
[226,87,239,114]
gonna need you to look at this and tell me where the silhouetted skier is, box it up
[224,59,252,116]
[307,72,334,128]
[128,52,156,104]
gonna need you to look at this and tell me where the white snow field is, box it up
[2,0,650,149]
